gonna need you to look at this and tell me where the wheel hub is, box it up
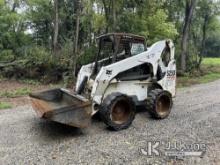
[111,100,132,124]
[156,95,171,116]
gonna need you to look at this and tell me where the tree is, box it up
[0,0,31,61]
[72,0,81,79]
[100,0,123,32]
[197,0,220,68]
[203,16,220,57]
[27,0,53,48]
[53,0,59,55]
[180,0,197,72]
[2,0,220,81]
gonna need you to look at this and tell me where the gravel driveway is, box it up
[0,80,220,165]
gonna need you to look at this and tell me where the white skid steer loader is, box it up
[30,33,176,131]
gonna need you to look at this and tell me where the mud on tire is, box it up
[146,89,173,119]
[100,93,136,131]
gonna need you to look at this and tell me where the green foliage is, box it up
[204,17,220,57]
[26,0,53,47]
[178,58,220,87]
[78,44,97,65]
[0,0,220,82]
[0,0,31,58]
[0,45,67,83]
[21,46,66,82]
[59,39,74,68]
[103,1,178,42]
[202,58,220,66]
[0,87,31,98]
[0,102,12,110]
[25,46,52,66]
[19,79,41,85]
[93,14,107,33]
[0,50,15,62]
[146,9,178,42]
[178,73,220,88]
[198,73,220,83]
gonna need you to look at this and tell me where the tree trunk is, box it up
[103,0,117,32]
[180,0,197,72]
[73,0,80,80]
[102,0,110,32]
[53,0,59,55]
[112,0,116,31]
[198,14,209,69]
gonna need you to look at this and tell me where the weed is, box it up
[0,102,12,109]
[0,88,32,98]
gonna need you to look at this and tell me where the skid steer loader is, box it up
[30,33,176,131]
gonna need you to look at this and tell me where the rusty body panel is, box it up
[30,88,92,128]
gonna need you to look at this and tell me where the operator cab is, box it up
[93,33,147,75]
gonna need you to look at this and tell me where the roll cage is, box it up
[93,33,147,74]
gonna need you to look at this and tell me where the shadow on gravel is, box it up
[32,106,152,141]
[35,120,84,141]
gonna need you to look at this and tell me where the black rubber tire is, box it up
[76,76,88,94]
[100,93,136,131]
[146,89,173,119]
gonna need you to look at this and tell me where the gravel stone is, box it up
[0,80,220,164]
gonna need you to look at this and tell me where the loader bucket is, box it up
[29,88,92,128]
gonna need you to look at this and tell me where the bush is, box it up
[0,44,97,84]
[78,44,97,65]
[0,49,15,62]
[24,46,52,66]
[24,46,67,83]
[0,46,68,83]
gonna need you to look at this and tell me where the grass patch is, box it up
[19,79,41,85]
[0,87,32,98]
[178,58,220,88]
[198,72,220,83]
[0,75,5,81]
[0,102,12,110]
[178,72,220,88]
[202,58,220,66]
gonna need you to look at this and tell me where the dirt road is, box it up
[0,80,220,165]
